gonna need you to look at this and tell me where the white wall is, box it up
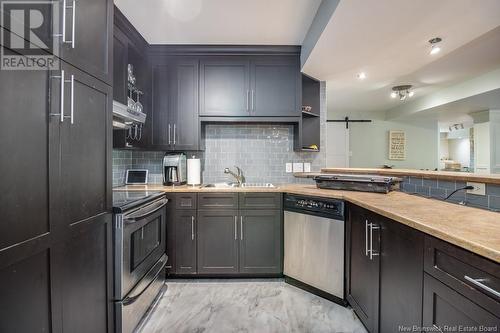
[448,138,471,168]
[329,109,439,169]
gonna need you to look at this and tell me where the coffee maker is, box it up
[162,153,187,185]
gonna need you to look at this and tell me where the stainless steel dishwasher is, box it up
[283,194,345,303]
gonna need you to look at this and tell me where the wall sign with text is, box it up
[389,130,406,160]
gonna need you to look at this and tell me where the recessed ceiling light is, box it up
[357,72,366,80]
[429,37,442,55]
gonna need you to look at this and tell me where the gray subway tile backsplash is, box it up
[401,176,500,212]
[486,184,500,196]
[112,82,327,188]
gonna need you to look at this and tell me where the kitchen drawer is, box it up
[198,193,239,209]
[424,236,500,316]
[175,193,197,210]
[239,193,282,209]
[423,273,499,331]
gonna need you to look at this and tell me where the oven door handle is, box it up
[119,258,167,306]
[123,198,168,223]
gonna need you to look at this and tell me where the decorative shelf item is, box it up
[302,110,320,117]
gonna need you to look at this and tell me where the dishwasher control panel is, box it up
[284,194,344,219]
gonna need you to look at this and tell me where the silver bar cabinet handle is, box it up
[246,90,249,112]
[251,90,254,112]
[60,70,65,122]
[191,216,195,241]
[369,223,380,260]
[168,124,171,144]
[69,74,74,124]
[234,216,237,240]
[365,219,369,256]
[173,124,176,145]
[464,275,500,298]
[71,0,76,48]
[240,216,243,240]
[61,0,67,42]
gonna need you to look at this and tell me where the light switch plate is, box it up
[285,163,293,173]
[303,163,311,172]
[467,182,486,195]
[292,163,304,173]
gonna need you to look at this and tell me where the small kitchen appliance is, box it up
[162,153,187,185]
[313,174,402,193]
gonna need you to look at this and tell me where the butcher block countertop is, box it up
[314,167,500,184]
[114,184,500,263]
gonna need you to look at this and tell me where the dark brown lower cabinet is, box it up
[239,210,282,274]
[346,205,380,333]
[197,209,239,274]
[347,204,424,333]
[55,218,113,333]
[175,210,197,274]
[423,274,500,331]
[379,216,424,332]
[165,194,176,274]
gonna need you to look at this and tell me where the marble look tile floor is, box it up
[139,279,367,333]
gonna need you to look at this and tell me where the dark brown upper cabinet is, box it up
[199,55,300,118]
[149,57,200,151]
[199,57,251,117]
[113,7,150,149]
[250,56,300,117]
[167,57,200,151]
[56,0,113,84]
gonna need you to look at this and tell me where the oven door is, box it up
[115,197,167,299]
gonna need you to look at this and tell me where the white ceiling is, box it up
[399,88,500,131]
[114,0,321,45]
[301,0,500,117]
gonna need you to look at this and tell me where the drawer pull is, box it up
[464,275,500,298]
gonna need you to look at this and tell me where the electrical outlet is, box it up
[303,163,311,172]
[292,163,304,173]
[285,163,293,173]
[466,182,486,196]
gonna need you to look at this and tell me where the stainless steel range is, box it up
[113,191,168,333]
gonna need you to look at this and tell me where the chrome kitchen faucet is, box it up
[224,166,244,186]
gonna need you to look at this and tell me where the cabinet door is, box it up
[379,217,424,332]
[170,58,199,150]
[57,0,112,84]
[112,27,128,104]
[250,56,300,117]
[175,210,197,274]
[51,61,112,236]
[346,205,380,333]
[197,210,239,274]
[165,194,176,274]
[0,59,53,252]
[239,210,282,274]
[53,216,113,333]
[151,64,173,149]
[200,57,250,116]
[423,274,499,331]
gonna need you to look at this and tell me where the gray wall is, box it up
[112,82,327,186]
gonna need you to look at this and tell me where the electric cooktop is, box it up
[112,190,165,213]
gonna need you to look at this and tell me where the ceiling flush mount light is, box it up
[390,85,414,101]
[357,72,366,80]
[449,123,465,132]
[429,37,442,55]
